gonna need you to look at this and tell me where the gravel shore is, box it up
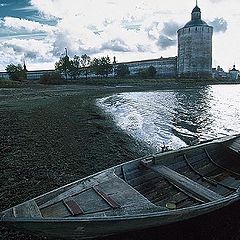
[1,84,240,240]
[0,85,151,240]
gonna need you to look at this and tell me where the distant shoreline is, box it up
[1,77,240,89]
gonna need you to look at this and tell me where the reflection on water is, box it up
[97,85,240,151]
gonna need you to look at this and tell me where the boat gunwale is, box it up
[2,188,240,223]
[1,134,240,223]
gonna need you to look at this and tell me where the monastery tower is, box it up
[177,2,213,77]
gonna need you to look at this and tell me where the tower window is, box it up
[189,28,190,32]
[195,27,197,31]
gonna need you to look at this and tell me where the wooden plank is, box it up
[121,165,127,181]
[96,175,156,209]
[41,201,70,218]
[13,200,42,218]
[63,198,84,216]
[72,189,111,214]
[142,162,223,202]
[226,146,240,155]
[93,186,120,209]
[205,148,240,178]
[39,172,113,209]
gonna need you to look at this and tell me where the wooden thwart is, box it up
[93,186,120,209]
[63,198,84,216]
[141,160,223,202]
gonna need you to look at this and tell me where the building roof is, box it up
[184,19,209,27]
[183,4,210,28]
[192,5,201,13]
[118,56,177,65]
[230,65,239,72]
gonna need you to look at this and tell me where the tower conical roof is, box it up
[183,3,209,28]
[192,5,201,13]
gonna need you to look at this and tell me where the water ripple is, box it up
[97,85,240,151]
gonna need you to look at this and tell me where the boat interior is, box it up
[2,136,240,220]
[115,137,240,210]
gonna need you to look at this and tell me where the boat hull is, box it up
[2,134,240,239]
[2,192,240,239]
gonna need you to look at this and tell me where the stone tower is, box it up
[177,2,213,78]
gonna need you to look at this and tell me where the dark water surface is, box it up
[98,85,240,151]
[98,84,240,239]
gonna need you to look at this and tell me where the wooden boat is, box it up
[1,134,240,239]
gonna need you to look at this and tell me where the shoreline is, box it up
[0,85,151,240]
[1,84,240,240]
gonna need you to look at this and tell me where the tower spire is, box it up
[196,0,198,6]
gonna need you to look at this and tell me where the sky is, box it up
[0,0,239,71]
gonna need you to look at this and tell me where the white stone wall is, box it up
[122,57,177,77]
[177,26,213,77]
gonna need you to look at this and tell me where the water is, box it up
[97,85,240,152]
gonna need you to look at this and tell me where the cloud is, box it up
[144,20,179,50]
[101,39,130,52]
[0,3,9,7]
[3,16,55,33]
[161,21,180,37]
[209,17,228,33]
[0,0,236,71]
[157,35,176,50]
[0,38,55,68]
[209,0,224,3]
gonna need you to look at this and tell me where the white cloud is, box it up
[0,0,239,71]
[3,17,55,33]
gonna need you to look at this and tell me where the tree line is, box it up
[55,54,113,80]
[5,53,157,82]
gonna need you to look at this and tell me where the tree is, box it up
[147,66,157,78]
[116,64,130,77]
[80,54,91,80]
[55,55,71,79]
[69,55,81,79]
[99,56,112,77]
[90,56,112,78]
[39,72,64,85]
[138,69,148,78]
[90,58,100,77]
[6,64,26,81]
[138,66,157,79]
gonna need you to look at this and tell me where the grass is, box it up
[0,79,22,88]
[62,76,240,87]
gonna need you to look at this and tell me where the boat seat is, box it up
[63,198,84,216]
[13,200,42,218]
[95,174,157,208]
[141,160,223,202]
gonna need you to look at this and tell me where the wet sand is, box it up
[1,84,240,240]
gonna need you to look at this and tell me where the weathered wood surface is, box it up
[92,186,120,209]
[143,163,223,202]
[95,175,156,208]
[63,198,84,216]
[13,200,42,218]
[2,135,240,240]
[38,171,113,209]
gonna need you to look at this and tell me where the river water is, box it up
[97,84,240,152]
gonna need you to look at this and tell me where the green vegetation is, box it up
[80,54,91,79]
[55,54,71,80]
[90,56,112,78]
[55,54,112,80]
[116,64,130,78]
[138,66,157,79]
[5,64,27,81]
[0,79,22,88]
[39,72,64,85]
